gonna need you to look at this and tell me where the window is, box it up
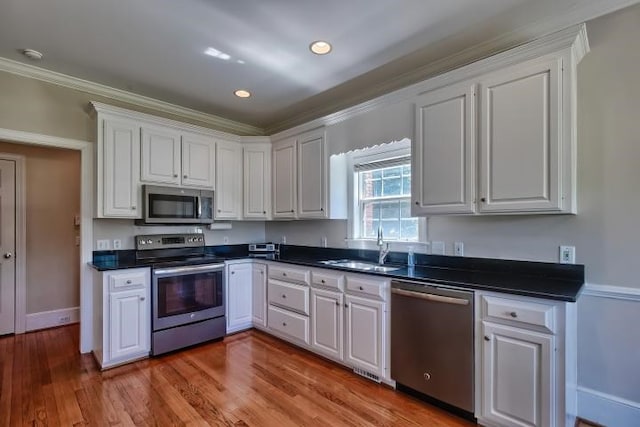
[349,140,422,243]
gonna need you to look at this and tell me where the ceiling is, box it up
[0,0,636,133]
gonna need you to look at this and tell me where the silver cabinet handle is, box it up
[184,175,188,179]
[391,288,469,305]
[509,311,518,318]
[335,301,339,306]
[131,206,136,210]
[126,279,132,284]
[3,253,12,259]
[484,336,490,341]
[282,322,287,327]
[140,296,145,301]
[282,294,286,299]
[173,174,178,178]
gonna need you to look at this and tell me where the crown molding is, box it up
[266,0,636,136]
[0,57,263,136]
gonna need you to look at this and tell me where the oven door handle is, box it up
[196,195,202,219]
[154,263,225,276]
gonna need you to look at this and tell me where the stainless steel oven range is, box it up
[135,233,226,355]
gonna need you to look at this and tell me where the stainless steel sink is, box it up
[319,260,401,272]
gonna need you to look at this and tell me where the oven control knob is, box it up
[147,239,153,244]
[138,240,145,245]
[187,238,193,243]
[198,237,203,242]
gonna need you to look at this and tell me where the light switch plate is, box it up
[454,242,464,256]
[559,245,575,264]
[96,239,110,250]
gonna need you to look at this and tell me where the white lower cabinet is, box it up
[345,294,385,378]
[251,263,267,328]
[93,267,150,369]
[226,262,253,334]
[310,288,344,360]
[477,292,575,427]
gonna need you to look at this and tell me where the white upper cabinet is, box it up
[478,58,563,213]
[413,82,476,215]
[215,140,243,219]
[101,116,141,218]
[298,130,327,218]
[243,143,271,219]
[411,27,586,216]
[272,137,298,218]
[141,126,215,189]
[141,125,182,186]
[181,132,216,189]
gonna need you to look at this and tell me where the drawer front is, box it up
[268,280,310,315]
[268,265,310,285]
[109,270,148,292]
[268,306,310,345]
[311,270,344,290]
[345,276,386,300]
[482,295,556,333]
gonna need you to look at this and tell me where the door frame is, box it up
[0,128,94,353]
[0,154,25,334]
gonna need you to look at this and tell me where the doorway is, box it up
[0,158,17,334]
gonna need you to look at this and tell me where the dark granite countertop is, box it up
[91,244,584,302]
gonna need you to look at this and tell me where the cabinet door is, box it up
[311,288,343,361]
[182,133,215,188]
[243,145,271,219]
[109,288,149,360]
[479,58,563,213]
[140,126,181,185]
[227,263,253,333]
[413,83,476,215]
[251,263,267,328]
[345,294,384,377]
[298,131,327,218]
[272,138,297,218]
[102,118,141,217]
[215,141,242,219]
[482,322,553,427]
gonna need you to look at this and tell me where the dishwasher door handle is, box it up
[391,288,470,306]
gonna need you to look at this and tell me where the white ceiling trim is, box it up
[267,0,638,135]
[0,57,263,136]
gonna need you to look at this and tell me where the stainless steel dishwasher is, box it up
[391,280,474,415]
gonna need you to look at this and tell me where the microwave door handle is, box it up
[196,195,202,218]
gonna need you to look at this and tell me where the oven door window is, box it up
[148,193,197,219]
[157,271,222,318]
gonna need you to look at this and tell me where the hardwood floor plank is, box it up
[0,325,476,426]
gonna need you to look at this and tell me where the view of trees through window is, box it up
[359,164,418,241]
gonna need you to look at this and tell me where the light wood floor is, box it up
[0,324,476,426]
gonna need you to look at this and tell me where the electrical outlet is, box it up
[59,315,71,324]
[431,241,445,255]
[321,236,327,247]
[281,235,286,244]
[454,242,464,256]
[113,239,122,250]
[96,239,110,250]
[75,235,80,246]
[559,245,575,264]
[223,236,229,244]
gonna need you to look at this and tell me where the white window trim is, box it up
[346,139,428,252]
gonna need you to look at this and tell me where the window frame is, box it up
[347,139,427,250]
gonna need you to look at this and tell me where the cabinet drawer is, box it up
[268,306,310,345]
[482,295,556,333]
[311,270,344,291]
[268,280,310,315]
[109,270,147,291]
[268,265,310,285]
[346,276,387,300]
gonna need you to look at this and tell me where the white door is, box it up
[298,131,327,218]
[243,145,271,219]
[215,141,242,219]
[227,263,253,333]
[482,322,553,427]
[413,83,476,215]
[0,160,15,335]
[311,288,343,360]
[140,126,181,185]
[182,133,215,188]
[478,58,562,213]
[272,138,297,218]
[345,294,384,377]
[109,288,149,360]
[251,263,267,327]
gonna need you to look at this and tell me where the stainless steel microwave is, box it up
[143,185,214,224]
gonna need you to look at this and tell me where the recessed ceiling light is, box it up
[22,48,44,60]
[310,40,332,55]
[234,89,251,98]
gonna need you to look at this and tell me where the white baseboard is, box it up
[25,306,79,331]
[577,386,640,427]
